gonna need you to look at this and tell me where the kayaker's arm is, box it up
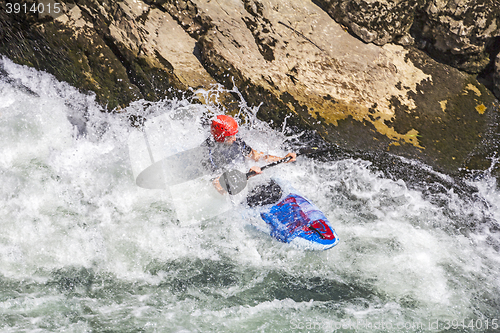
[212,177,226,195]
[248,149,297,163]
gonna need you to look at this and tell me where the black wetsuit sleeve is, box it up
[238,139,253,156]
[202,137,253,173]
[200,137,217,172]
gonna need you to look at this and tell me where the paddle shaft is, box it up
[245,147,332,178]
[246,156,292,178]
[219,146,335,195]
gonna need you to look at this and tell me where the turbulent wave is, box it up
[1,57,499,332]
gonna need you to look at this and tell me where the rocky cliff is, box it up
[1,0,499,178]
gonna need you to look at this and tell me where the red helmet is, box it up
[211,115,238,142]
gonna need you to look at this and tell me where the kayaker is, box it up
[203,115,296,194]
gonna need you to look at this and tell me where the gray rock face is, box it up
[315,0,500,74]
[418,0,500,73]
[314,0,421,46]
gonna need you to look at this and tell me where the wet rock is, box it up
[494,53,500,99]
[313,0,421,46]
[416,0,500,74]
[0,0,222,109]
[314,0,500,74]
[0,2,141,109]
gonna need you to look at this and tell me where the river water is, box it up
[1,57,499,332]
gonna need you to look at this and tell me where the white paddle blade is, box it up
[135,146,210,189]
[169,176,233,223]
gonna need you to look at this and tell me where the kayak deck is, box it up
[250,189,339,250]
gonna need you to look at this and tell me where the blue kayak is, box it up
[246,180,339,251]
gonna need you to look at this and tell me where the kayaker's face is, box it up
[223,135,236,145]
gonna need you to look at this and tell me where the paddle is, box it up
[218,147,332,195]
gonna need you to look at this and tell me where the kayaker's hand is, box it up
[248,166,262,178]
[284,152,297,163]
[212,177,226,195]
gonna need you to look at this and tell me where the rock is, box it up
[0,3,143,109]
[107,1,215,93]
[494,53,500,99]
[314,0,421,46]
[0,0,227,109]
[417,0,500,74]
[315,0,500,74]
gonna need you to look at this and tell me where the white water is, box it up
[1,57,499,332]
